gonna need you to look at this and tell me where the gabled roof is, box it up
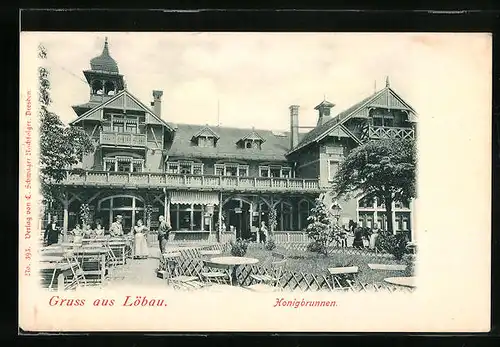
[287,85,417,155]
[69,89,174,132]
[192,125,220,140]
[238,128,266,143]
[166,123,304,162]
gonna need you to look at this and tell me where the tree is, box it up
[38,44,94,207]
[305,197,341,256]
[332,138,416,234]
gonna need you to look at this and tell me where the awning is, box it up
[170,191,219,206]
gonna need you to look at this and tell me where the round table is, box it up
[209,256,259,286]
[384,276,416,288]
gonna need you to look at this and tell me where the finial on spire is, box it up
[374,80,377,94]
[385,76,390,88]
[323,94,326,101]
[105,36,108,44]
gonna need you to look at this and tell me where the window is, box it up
[125,123,137,133]
[259,166,270,177]
[113,122,124,133]
[104,157,144,173]
[132,162,142,172]
[259,165,292,178]
[214,164,224,176]
[246,141,252,149]
[117,161,130,172]
[179,162,192,175]
[166,161,204,175]
[225,165,238,176]
[359,195,375,208]
[197,137,215,148]
[298,200,310,230]
[170,204,204,231]
[239,166,248,177]
[214,163,248,176]
[328,160,339,181]
[192,163,203,175]
[167,162,179,174]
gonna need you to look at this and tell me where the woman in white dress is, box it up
[133,219,149,259]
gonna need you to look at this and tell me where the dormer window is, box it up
[192,125,219,148]
[238,128,265,150]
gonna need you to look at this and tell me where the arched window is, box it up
[92,80,103,95]
[97,195,145,232]
[279,202,293,231]
[104,81,115,95]
[298,200,310,231]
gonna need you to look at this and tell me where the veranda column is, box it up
[373,198,378,228]
[249,202,253,241]
[164,190,171,226]
[218,192,222,243]
[62,199,69,243]
[410,199,415,242]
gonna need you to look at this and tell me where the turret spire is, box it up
[385,76,390,88]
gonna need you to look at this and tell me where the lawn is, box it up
[236,244,414,285]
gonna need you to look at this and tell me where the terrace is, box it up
[61,170,323,193]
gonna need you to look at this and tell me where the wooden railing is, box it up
[367,125,414,141]
[62,170,322,193]
[99,132,147,147]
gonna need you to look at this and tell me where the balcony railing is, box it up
[99,132,147,147]
[367,125,415,141]
[61,170,322,193]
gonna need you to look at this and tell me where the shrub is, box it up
[402,253,416,276]
[265,238,276,251]
[377,233,408,260]
[230,238,249,257]
[306,241,326,254]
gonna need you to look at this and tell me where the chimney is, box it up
[289,105,300,150]
[152,90,163,117]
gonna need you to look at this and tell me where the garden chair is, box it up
[328,266,359,291]
[200,261,232,285]
[158,251,182,275]
[164,258,206,291]
[245,252,287,292]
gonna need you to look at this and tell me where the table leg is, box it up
[57,273,64,291]
[101,254,106,285]
[231,266,238,286]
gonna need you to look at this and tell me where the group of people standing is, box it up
[43,214,173,260]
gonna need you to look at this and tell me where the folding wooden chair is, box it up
[164,259,206,291]
[328,266,359,291]
[200,261,232,285]
[246,252,286,292]
[62,250,87,289]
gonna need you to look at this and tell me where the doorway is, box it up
[225,198,251,240]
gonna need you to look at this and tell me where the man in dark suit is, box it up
[44,215,61,246]
[157,215,171,254]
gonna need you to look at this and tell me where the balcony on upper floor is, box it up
[364,125,415,142]
[99,131,147,148]
[60,170,323,194]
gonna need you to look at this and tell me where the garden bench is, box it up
[328,266,359,290]
[367,264,407,271]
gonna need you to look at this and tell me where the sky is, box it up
[24,32,491,132]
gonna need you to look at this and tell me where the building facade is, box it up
[51,38,417,242]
